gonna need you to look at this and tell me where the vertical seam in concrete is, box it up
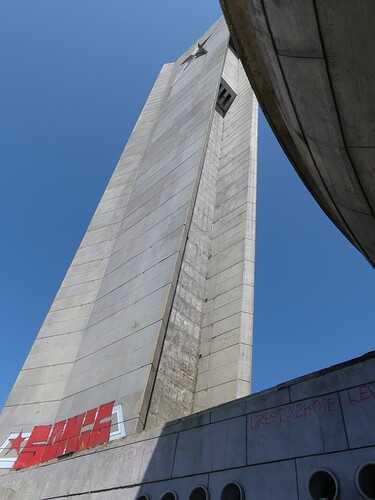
[294,459,300,499]
[245,409,248,465]
[171,431,180,479]
[336,391,350,450]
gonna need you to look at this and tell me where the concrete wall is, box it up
[0,352,374,499]
[194,49,257,412]
[53,18,231,435]
[0,57,175,442]
[147,45,258,426]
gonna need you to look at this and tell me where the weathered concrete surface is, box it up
[0,17,258,467]
[0,352,374,499]
[220,0,375,269]
[146,43,257,425]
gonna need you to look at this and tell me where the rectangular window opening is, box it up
[216,78,237,117]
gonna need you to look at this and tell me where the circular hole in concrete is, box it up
[137,496,150,500]
[161,491,178,500]
[221,482,243,500]
[308,469,339,500]
[357,463,375,499]
[189,485,209,500]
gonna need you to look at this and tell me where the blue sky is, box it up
[0,1,373,411]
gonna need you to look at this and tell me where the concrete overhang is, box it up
[220,0,375,268]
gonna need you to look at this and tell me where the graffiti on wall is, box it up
[0,402,126,470]
[249,396,336,429]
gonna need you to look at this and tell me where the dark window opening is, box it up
[308,470,338,500]
[221,482,243,500]
[189,485,209,500]
[161,491,178,500]
[216,79,237,117]
[357,463,375,499]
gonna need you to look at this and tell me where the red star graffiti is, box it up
[5,431,27,456]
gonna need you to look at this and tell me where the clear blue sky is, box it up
[0,1,373,411]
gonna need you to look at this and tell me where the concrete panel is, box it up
[264,0,322,57]
[61,259,110,288]
[103,207,190,281]
[247,393,347,464]
[64,341,157,396]
[51,290,97,312]
[77,287,173,357]
[316,1,375,148]
[38,318,87,338]
[86,206,127,231]
[173,417,246,476]
[202,298,243,327]
[340,382,375,448]
[22,333,81,369]
[88,263,179,328]
[97,244,183,301]
[71,239,115,266]
[6,366,72,406]
[56,279,100,299]
[196,360,241,392]
[44,303,94,326]
[81,225,118,247]
[114,185,194,253]
[58,364,155,422]
[199,328,244,358]
[0,400,60,427]
[210,386,290,424]
[194,380,239,413]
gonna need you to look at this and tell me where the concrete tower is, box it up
[0,13,374,500]
[0,17,257,473]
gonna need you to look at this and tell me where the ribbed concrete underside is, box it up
[221,0,375,268]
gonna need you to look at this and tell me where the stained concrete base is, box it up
[0,352,374,499]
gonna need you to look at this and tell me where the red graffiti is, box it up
[249,396,336,429]
[13,402,114,470]
[347,383,375,406]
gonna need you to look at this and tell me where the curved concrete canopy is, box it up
[220,0,375,268]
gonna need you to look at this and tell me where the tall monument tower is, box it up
[0,11,373,500]
[0,17,257,474]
